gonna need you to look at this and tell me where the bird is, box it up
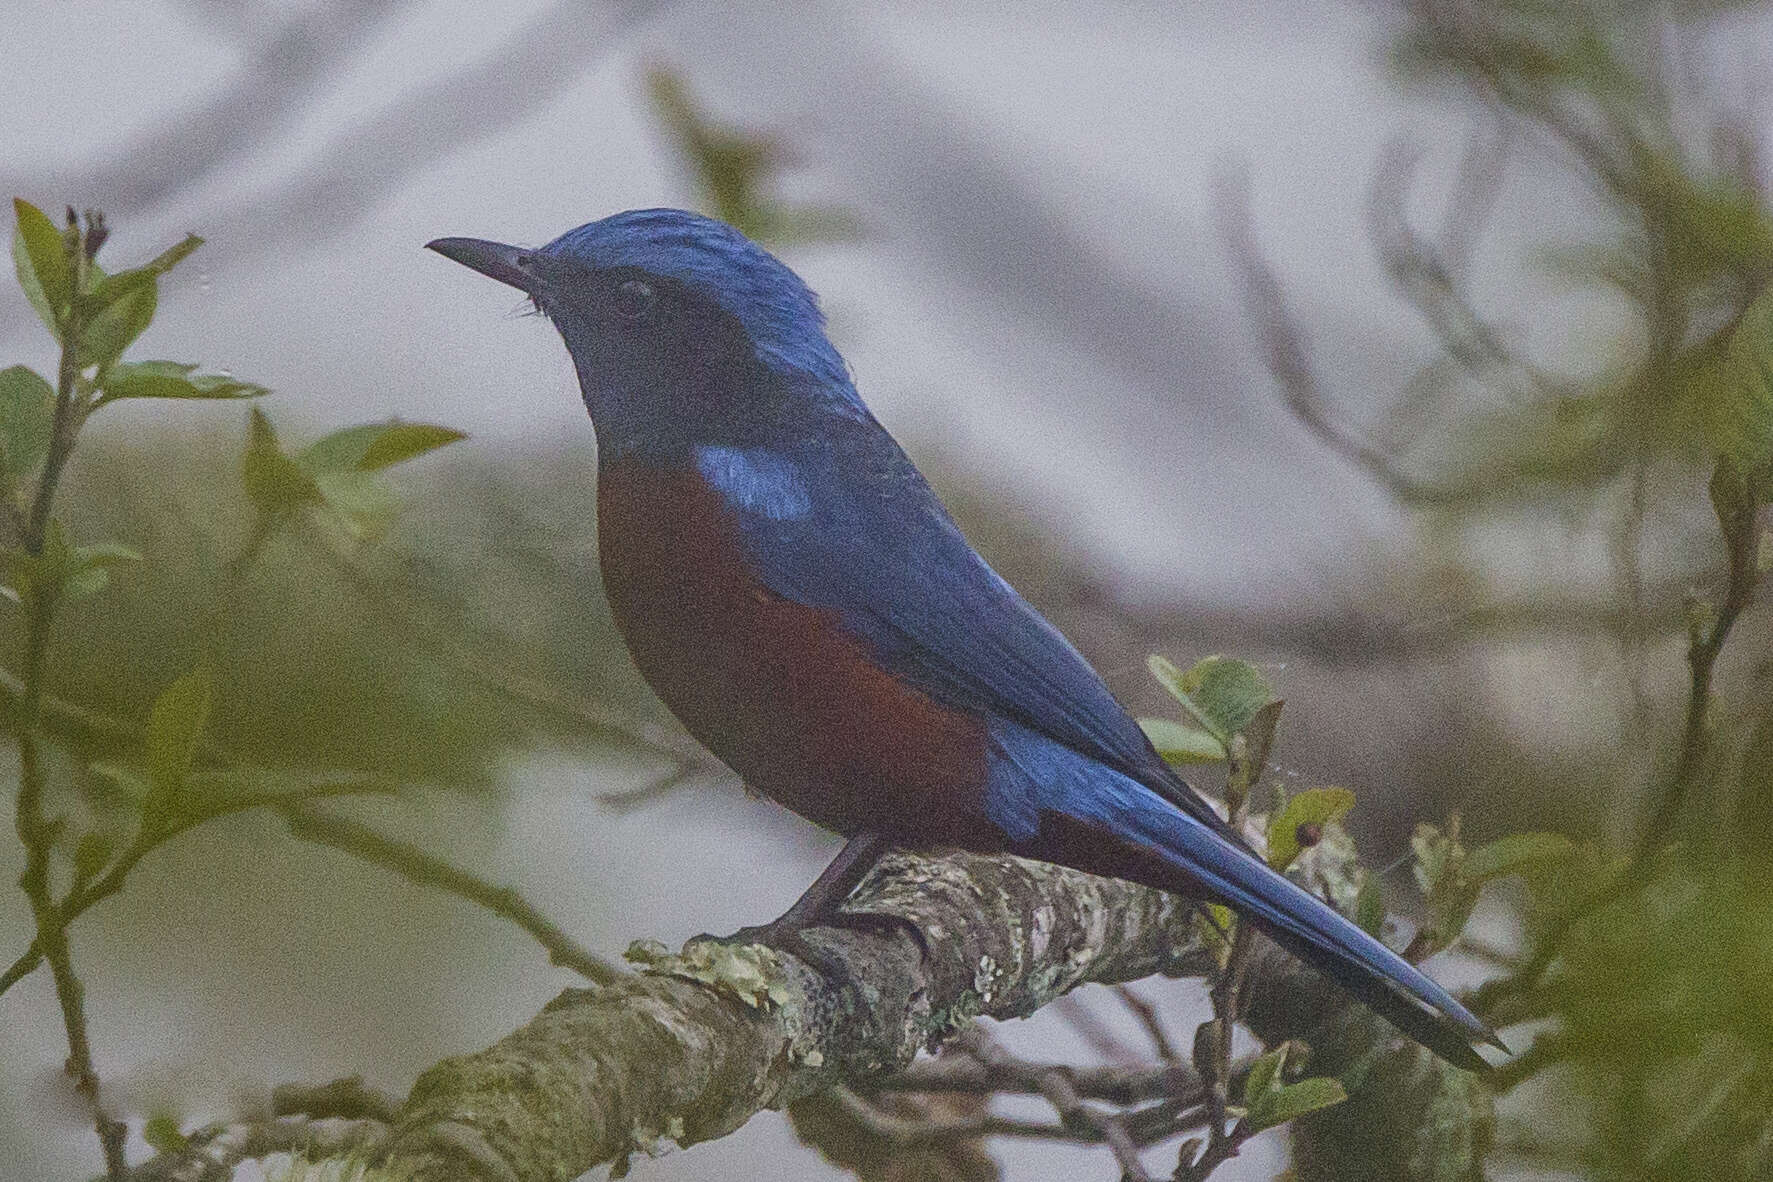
[427,209,1499,1071]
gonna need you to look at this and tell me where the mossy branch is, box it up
[122,846,1493,1182]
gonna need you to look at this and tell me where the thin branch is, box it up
[875,1056,1203,1108]
[1368,136,1566,407]
[1115,983,1183,1064]
[1,1,411,216]
[279,801,622,986]
[1213,160,1434,504]
[1174,1116,1253,1182]
[1050,990,1142,1064]
[305,526,715,775]
[0,671,624,995]
[825,1085,1115,1148]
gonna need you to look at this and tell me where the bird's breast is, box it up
[595,458,996,843]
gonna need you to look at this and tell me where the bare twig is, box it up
[825,1085,1107,1147]
[1050,990,1142,1064]
[1213,160,1435,504]
[875,1055,1203,1108]
[279,801,623,985]
[967,1031,1161,1182]
[1115,984,1183,1064]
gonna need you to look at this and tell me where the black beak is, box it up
[425,236,536,292]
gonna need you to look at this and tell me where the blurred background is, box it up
[4,1,1773,1179]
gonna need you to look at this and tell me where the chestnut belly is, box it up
[597,462,997,846]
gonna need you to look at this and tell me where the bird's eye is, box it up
[613,278,656,320]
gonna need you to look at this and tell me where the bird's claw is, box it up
[692,910,905,986]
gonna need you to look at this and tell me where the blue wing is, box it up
[709,429,1214,821]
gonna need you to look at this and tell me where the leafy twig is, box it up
[8,209,129,1179]
[0,665,623,995]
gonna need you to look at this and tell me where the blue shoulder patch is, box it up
[696,445,813,521]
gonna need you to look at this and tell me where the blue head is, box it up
[429,209,861,460]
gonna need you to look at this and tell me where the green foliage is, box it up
[1138,715,1226,764]
[297,420,467,539]
[644,67,857,246]
[1711,284,1773,489]
[1241,1043,1347,1133]
[0,201,573,1182]
[12,197,70,334]
[144,668,211,814]
[1411,820,1573,956]
[1,521,140,612]
[1147,653,1277,744]
[97,360,265,406]
[78,272,155,371]
[86,234,201,310]
[0,364,54,494]
[1353,872,1386,939]
[1541,853,1773,1182]
[1266,787,1356,871]
[242,406,322,514]
[140,1115,188,1155]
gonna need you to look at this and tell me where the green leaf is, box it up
[1459,832,1574,885]
[87,762,149,803]
[78,276,156,371]
[1714,285,1773,486]
[4,518,81,607]
[97,360,266,406]
[311,469,400,539]
[146,668,213,796]
[63,565,110,600]
[1242,1046,1288,1112]
[359,422,467,469]
[1239,697,1284,784]
[85,233,203,312]
[1246,1076,1348,1132]
[60,540,141,601]
[142,1115,188,1154]
[299,420,467,473]
[1354,872,1386,938]
[1139,716,1227,764]
[1266,787,1357,870]
[1147,653,1222,734]
[12,198,69,334]
[242,408,321,514]
[72,541,143,568]
[1185,656,1277,739]
[1147,653,1191,701]
[1149,654,1277,741]
[0,364,55,491]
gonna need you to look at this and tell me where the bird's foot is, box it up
[692,910,906,987]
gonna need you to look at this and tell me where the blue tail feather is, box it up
[986,719,1497,1070]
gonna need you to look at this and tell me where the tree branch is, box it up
[121,840,1495,1182]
